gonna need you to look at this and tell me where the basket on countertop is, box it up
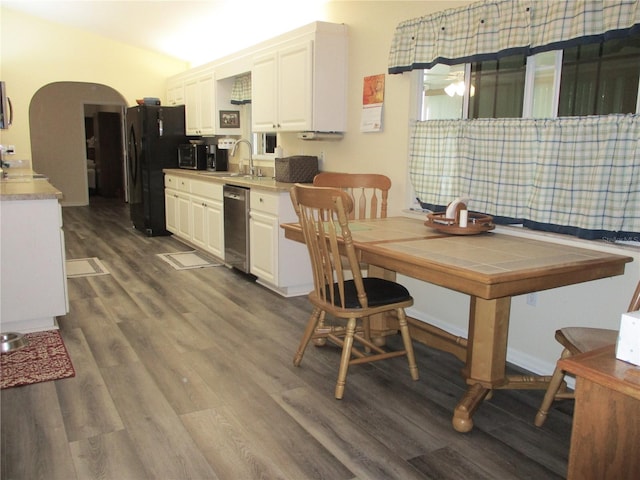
[275,156,319,183]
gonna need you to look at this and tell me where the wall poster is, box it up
[360,74,385,132]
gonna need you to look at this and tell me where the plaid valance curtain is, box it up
[389,0,640,73]
[230,73,252,104]
[410,115,640,240]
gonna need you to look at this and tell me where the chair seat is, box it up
[557,327,618,355]
[327,278,412,308]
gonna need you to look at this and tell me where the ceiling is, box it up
[3,0,336,66]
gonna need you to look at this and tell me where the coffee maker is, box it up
[206,144,228,172]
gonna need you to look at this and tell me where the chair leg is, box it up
[335,317,357,399]
[294,307,324,367]
[362,316,371,353]
[312,310,328,346]
[397,308,419,381]
[534,348,571,427]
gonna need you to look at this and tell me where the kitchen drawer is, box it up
[191,179,223,200]
[250,190,279,214]
[165,174,191,192]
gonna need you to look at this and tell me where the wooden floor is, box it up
[1,197,575,480]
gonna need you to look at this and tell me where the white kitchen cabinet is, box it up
[164,174,191,237]
[184,69,216,135]
[249,190,312,296]
[190,180,224,259]
[177,193,192,238]
[165,188,178,232]
[0,197,68,333]
[165,175,224,260]
[166,76,185,106]
[252,22,348,133]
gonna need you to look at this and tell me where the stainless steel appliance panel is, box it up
[223,184,250,272]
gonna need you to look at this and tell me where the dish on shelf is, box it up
[425,211,495,235]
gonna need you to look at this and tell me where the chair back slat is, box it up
[629,280,640,312]
[313,172,391,220]
[290,184,364,309]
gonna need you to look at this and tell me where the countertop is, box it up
[0,169,63,201]
[163,168,298,193]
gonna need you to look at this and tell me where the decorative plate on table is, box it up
[425,211,495,235]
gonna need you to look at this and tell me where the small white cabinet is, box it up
[184,69,216,135]
[166,76,185,106]
[250,190,312,296]
[165,174,224,260]
[252,22,348,133]
[252,41,313,132]
[165,174,192,238]
[0,197,68,333]
[190,180,224,259]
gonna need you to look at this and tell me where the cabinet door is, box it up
[191,197,206,248]
[198,73,216,134]
[167,80,185,106]
[277,41,313,131]
[184,78,200,135]
[177,193,191,238]
[165,189,179,234]
[249,209,278,283]
[205,200,224,259]
[252,52,278,132]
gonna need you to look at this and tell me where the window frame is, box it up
[420,36,640,122]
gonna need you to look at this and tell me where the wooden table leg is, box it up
[453,296,511,432]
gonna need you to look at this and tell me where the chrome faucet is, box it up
[230,139,254,176]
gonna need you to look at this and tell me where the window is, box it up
[252,132,277,156]
[559,34,640,116]
[421,33,640,120]
[469,54,527,118]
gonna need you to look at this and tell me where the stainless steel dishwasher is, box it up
[223,184,250,273]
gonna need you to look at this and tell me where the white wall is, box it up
[0,6,188,163]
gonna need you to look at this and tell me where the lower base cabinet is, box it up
[165,175,224,260]
[250,190,312,297]
[165,173,312,296]
[0,198,68,333]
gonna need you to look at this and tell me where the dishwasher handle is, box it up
[224,191,243,200]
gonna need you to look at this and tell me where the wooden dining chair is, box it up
[289,184,419,399]
[313,172,391,278]
[313,172,391,220]
[534,279,640,427]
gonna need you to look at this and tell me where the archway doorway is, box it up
[29,82,127,206]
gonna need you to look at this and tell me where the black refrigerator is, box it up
[126,105,187,236]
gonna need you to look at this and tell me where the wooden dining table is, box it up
[282,216,634,432]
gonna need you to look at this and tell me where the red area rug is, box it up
[1,330,75,389]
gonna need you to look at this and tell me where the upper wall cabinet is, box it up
[184,68,216,136]
[166,22,348,135]
[252,23,348,133]
[166,77,185,106]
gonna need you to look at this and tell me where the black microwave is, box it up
[178,144,206,170]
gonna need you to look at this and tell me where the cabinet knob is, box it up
[259,198,264,202]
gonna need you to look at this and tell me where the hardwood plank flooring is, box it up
[1,197,574,479]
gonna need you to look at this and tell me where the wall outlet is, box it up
[526,293,538,306]
[318,151,325,168]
